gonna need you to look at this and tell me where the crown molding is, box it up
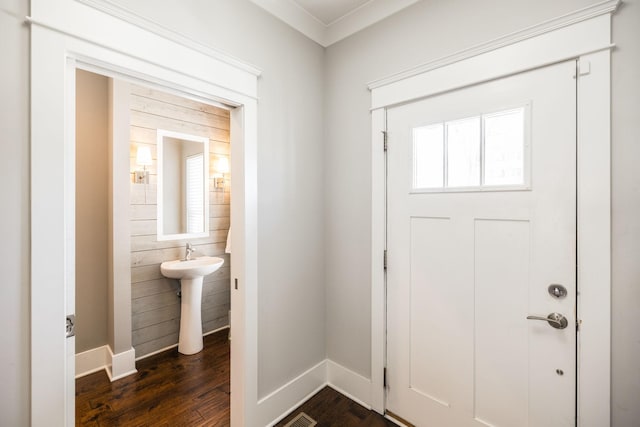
[250,0,420,47]
[250,0,327,45]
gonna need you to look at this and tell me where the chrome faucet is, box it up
[185,243,195,261]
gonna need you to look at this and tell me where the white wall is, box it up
[3,0,324,421]
[112,0,326,399]
[610,1,640,425]
[324,0,640,424]
[0,0,31,425]
[4,0,637,424]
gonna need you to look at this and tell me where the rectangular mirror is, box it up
[157,129,210,241]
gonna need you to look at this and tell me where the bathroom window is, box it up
[185,153,205,233]
[412,106,529,192]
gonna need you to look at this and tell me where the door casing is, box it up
[29,4,261,425]
[368,3,617,426]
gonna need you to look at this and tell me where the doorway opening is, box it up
[75,69,231,379]
[31,12,259,424]
[74,68,234,422]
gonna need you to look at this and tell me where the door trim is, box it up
[369,4,617,426]
[29,3,260,425]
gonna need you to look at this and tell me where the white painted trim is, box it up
[324,0,420,47]
[369,6,615,426]
[25,16,259,101]
[106,346,137,382]
[30,3,259,425]
[249,0,420,47]
[368,0,620,90]
[75,345,137,381]
[266,382,328,427]
[249,0,327,46]
[370,107,386,414]
[155,128,210,242]
[204,324,230,338]
[75,0,261,76]
[369,14,615,110]
[230,102,256,427]
[76,58,237,111]
[575,51,612,427]
[264,358,384,426]
[64,56,77,427]
[134,325,230,362]
[78,353,374,423]
[326,360,372,410]
[75,345,110,378]
[260,360,327,426]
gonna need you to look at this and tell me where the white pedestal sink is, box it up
[160,256,224,355]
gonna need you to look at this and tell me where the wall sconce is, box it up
[214,157,229,189]
[134,145,152,184]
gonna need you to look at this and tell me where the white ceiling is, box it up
[250,0,420,47]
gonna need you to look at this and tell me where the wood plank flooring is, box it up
[275,387,397,427]
[77,329,395,426]
[76,329,230,426]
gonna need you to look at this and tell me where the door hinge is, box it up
[383,367,387,388]
[383,250,387,270]
[382,130,388,151]
[66,314,75,338]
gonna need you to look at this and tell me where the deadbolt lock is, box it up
[548,284,568,299]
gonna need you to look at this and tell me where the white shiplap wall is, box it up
[128,85,231,357]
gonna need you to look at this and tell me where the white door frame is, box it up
[29,1,260,425]
[369,2,618,426]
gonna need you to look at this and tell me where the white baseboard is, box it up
[106,346,137,381]
[263,359,377,426]
[135,325,230,361]
[75,345,137,381]
[204,324,230,337]
[78,350,376,424]
[326,359,373,410]
[261,360,327,426]
[75,345,110,378]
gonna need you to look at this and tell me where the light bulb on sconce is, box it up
[214,157,229,189]
[134,145,152,184]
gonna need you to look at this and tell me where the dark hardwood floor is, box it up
[275,387,397,427]
[76,329,230,426]
[77,329,395,426]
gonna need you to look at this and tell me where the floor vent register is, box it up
[282,412,317,427]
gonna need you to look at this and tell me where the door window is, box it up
[412,106,528,191]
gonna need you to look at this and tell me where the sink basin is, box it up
[160,256,225,355]
[160,256,224,280]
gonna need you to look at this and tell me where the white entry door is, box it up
[386,61,577,427]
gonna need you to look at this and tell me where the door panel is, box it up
[474,219,530,427]
[409,216,470,407]
[386,61,577,427]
